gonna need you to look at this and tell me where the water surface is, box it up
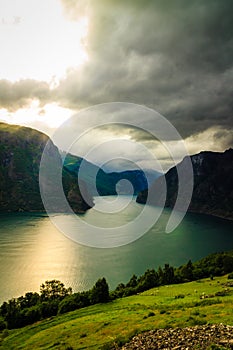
[0,196,233,302]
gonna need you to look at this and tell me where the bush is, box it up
[40,300,59,319]
[175,294,185,299]
[0,319,6,331]
[21,305,41,326]
[147,311,155,317]
[1,329,9,339]
[80,333,87,338]
[122,287,137,297]
[58,296,77,314]
[160,309,166,314]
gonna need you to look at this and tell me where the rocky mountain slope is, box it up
[137,149,233,220]
[0,122,93,213]
[63,153,161,196]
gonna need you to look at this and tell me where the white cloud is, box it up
[0,0,88,82]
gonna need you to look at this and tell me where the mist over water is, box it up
[0,196,233,303]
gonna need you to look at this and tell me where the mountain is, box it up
[62,152,161,196]
[0,122,93,213]
[136,149,233,220]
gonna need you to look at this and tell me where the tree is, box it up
[20,305,41,326]
[126,274,138,288]
[158,266,164,285]
[162,264,175,285]
[18,292,40,309]
[180,260,193,281]
[112,283,125,299]
[39,300,59,318]
[58,291,91,314]
[2,299,22,329]
[137,269,159,292]
[40,280,72,301]
[90,278,109,304]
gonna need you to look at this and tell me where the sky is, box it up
[0,0,232,171]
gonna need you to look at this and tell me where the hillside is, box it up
[0,122,93,213]
[63,153,161,196]
[137,149,233,220]
[0,274,232,349]
[0,250,233,349]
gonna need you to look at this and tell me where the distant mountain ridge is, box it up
[62,153,161,196]
[0,122,93,213]
[137,149,233,220]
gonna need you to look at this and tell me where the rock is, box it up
[120,324,233,349]
[136,149,233,220]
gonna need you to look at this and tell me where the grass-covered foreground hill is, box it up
[1,275,233,349]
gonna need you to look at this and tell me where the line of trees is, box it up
[0,278,109,329]
[111,251,233,299]
[0,250,233,330]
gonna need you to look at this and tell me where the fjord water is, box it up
[0,196,233,303]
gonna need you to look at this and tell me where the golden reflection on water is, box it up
[1,204,233,303]
[0,216,89,302]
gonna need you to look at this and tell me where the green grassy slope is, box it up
[1,275,233,350]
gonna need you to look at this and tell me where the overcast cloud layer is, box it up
[0,0,233,158]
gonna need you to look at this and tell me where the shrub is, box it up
[160,309,166,314]
[147,311,155,317]
[175,294,185,299]
[123,287,137,297]
[21,305,41,326]
[58,295,78,314]
[80,333,87,338]
[0,319,6,331]
[1,329,9,339]
[40,300,59,319]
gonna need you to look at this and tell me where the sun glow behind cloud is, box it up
[0,0,89,132]
[0,0,232,167]
[0,0,89,83]
[0,100,72,132]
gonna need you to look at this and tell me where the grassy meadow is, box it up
[0,275,232,349]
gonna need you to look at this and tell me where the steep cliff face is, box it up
[0,122,93,213]
[63,153,161,196]
[137,149,233,220]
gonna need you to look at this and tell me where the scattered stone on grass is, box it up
[114,324,233,349]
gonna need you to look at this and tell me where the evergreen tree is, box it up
[163,264,175,284]
[126,274,138,288]
[180,260,193,281]
[91,278,109,304]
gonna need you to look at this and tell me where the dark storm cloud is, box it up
[1,0,232,150]
[58,0,233,141]
[0,79,52,111]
